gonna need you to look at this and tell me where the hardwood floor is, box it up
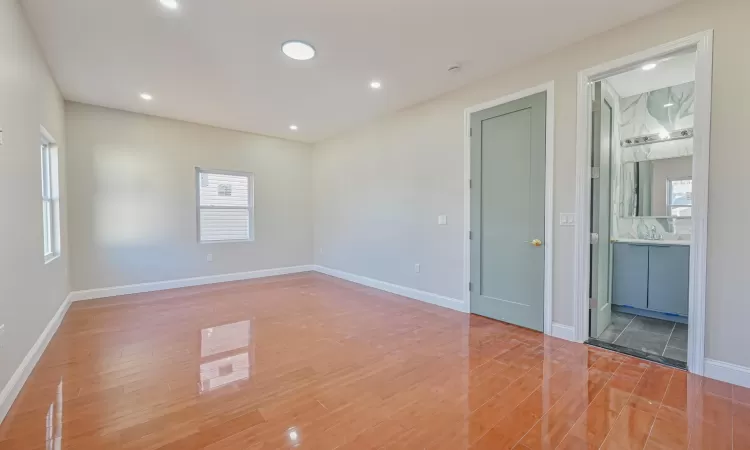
[0,272,747,449]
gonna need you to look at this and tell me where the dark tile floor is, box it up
[596,311,687,362]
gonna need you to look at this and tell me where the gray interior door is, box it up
[470,92,546,331]
[590,82,615,338]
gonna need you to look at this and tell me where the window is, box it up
[196,169,253,242]
[40,131,60,262]
[667,178,692,217]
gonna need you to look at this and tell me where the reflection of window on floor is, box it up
[45,379,63,450]
[199,321,253,393]
[668,178,692,217]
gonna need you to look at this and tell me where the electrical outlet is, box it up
[206,254,213,262]
[414,263,421,273]
[319,247,324,254]
[437,215,447,225]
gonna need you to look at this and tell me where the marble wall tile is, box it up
[611,81,695,240]
[620,81,695,163]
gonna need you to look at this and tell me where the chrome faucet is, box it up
[649,225,663,241]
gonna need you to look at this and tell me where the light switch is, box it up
[207,254,213,262]
[560,213,576,226]
[437,215,447,225]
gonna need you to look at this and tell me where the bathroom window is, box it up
[668,178,692,217]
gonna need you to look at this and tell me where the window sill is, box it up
[44,254,60,264]
[199,239,255,245]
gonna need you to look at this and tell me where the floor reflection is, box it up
[199,320,253,393]
[44,379,63,450]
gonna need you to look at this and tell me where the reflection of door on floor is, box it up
[469,92,546,331]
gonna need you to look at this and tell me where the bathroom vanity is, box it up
[611,240,689,317]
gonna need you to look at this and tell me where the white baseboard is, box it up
[68,265,315,302]
[704,358,750,389]
[550,322,577,342]
[314,265,467,313]
[0,293,72,424]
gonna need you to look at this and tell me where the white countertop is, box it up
[612,238,691,246]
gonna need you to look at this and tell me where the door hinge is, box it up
[590,232,600,245]
[469,128,473,137]
[589,298,597,309]
[469,230,473,240]
[591,167,600,179]
[469,282,473,292]
[469,179,472,189]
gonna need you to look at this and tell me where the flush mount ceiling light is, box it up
[139,92,153,101]
[281,41,316,61]
[160,0,179,10]
[289,125,298,131]
[369,80,382,89]
[642,63,657,71]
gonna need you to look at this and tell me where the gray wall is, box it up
[65,103,313,290]
[314,0,750,367]
[0,0,69,409]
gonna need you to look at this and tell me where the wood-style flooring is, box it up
[0,272,747,449]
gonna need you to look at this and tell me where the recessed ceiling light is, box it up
[642,63,657,71]
[289,125,298,131]
[281,41,316,61]
[160,0,179,10]
[370,81,382,89]
[140,93,153,101]
[664,103,674,107]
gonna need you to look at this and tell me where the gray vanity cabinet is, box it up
[611,243,689,316]
[647,245,690,316]
[612,244,649,309]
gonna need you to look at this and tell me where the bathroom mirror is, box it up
[621,155,692,218]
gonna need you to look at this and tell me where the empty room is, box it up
[1,0,749,448]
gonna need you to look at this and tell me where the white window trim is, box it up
[41,126,61,264]
[195,168,255,244]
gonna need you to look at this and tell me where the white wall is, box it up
[0,0,69,415]
[65,103,313,291]
[314,0,750,367]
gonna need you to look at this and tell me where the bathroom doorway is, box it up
[573,32,714,374]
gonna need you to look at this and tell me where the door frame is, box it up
[463,82,555,335]
[572,31,714,375]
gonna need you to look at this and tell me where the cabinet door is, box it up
[647,245,690,316]
[611,243,649,309]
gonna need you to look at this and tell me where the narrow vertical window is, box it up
[41,130,60,262]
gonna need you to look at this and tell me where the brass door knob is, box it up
[531,239,543,247]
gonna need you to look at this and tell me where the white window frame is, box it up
[195,168,254,243]
[41,127,60,263]
[667,176,692,217]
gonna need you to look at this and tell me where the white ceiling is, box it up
[22,0,681,143]
[607,51,696,98]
